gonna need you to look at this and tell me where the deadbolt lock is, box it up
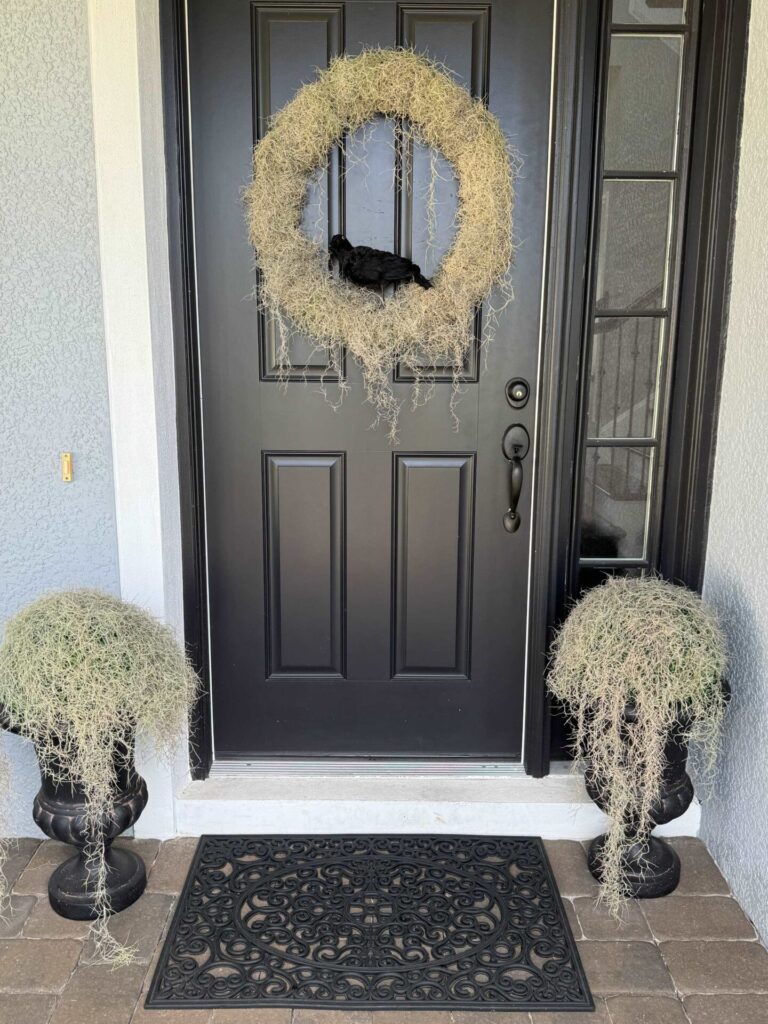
[505,377,530,408]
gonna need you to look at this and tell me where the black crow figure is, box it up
[329,234,432,299]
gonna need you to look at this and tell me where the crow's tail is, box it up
[414,272,432,289]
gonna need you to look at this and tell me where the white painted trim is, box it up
[87,0,165,616]
[87,0,186,838]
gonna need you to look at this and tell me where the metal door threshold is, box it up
[209,758,527,777]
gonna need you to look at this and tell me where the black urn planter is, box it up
[586,680,730,898]
[585,703,693,899]
[584,682,730,898]
[33,744,149,920]
[1,709,148,920]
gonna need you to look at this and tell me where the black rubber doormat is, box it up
[146,834,593,1013]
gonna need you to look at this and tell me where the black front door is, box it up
[186,0,555,759]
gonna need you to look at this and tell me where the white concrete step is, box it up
[161,762,701,840]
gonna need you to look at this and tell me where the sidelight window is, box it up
[575,0,697,594]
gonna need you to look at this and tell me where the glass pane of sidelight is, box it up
[605,36,683,171]
[595,179,673,311]
[587,317,663,439]
[612,0,686,25]
[577,564,645,596]
[580,446,653,559]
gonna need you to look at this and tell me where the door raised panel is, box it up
[397,7,490,97]
[263,454,346,677]
[253,6,344,380]
[393,454,475,677]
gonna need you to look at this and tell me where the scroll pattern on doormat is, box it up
[146,834,593,1012]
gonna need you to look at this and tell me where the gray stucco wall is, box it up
[0,0,119,835]
[700,0,768,945]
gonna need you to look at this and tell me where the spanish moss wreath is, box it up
[245,49,517,436]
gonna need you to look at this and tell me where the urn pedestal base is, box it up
[32,756,148,921]
[585,703,694,900]
[48,844,147,920]
[587,833,681,899]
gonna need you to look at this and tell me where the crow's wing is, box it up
[348,249,422,284]
[378,255,422,283]
[344,255,383,287]
[349,245,391,260]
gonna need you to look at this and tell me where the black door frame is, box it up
[160,0,750,780]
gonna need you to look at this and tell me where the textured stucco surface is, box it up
[0,0,119,834]
[700,1,768,945]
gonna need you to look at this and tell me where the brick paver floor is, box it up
[0,836,765,1024]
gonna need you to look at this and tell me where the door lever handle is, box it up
[504,455,524,533]
[501,424,530,534]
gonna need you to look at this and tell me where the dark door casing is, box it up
[186,0,555,760]
[167,0,748,774]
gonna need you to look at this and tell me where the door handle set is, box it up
[501,423,530,534]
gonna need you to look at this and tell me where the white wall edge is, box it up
[87,0,185,839]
